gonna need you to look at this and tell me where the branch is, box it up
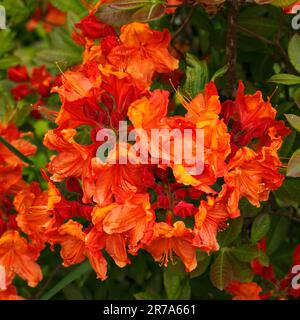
[226,0,240,99]
[235,25,297,75]
[33,264,62,300]
[171,5,196,43]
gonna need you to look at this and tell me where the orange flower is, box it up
[226,281,263,300]
[0,123,36,195]
[89,213,129,268]
[180,82,231,177]
[108,23,178,89]
[223,81,289,148]
[46,221,108,280]
[0,166,23,195]
[92,193,155,254]
[225,146,284,208]
[128,89,169,130]
[0,230,42,287]
[14,182,61,246]
[168,83,230,192]
[43,4,67,32]
[44,129,90,182]
[90,144,146,205]
[53,68,101,103]
[0,123,36,168]
[193,191,230,253]
[145,221,197,272]
[0,285,24,300]
[171,163,216,194]
[27,4,66,33]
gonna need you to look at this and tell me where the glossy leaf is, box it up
[288,34,300,74]
[218,217,243,248]
[163,261,191,300]
[285,113,300,131]
[272,0,299,7]
[183,53,209,98]
[251,214,271,244]
[269,73,300,85]
[95,0,166,26]
[287,149,300,177]
[210,250,233,291]
[41,261,92,300]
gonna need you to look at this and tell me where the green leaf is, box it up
[269,74,300,85]
[285,114,300,132]
[218,217,243,248]
[35,27,83,68]
[274,179,300,207]
[0,56,20,69]
[238,17,277,38]
[266,216,290,255]
[134,291,162,300]
[258,252,270,267]
[190,252,211,279]
[287,149,300,177]
[35,48,82,67]
[239,197,261,218]
[0,29,15,57]
[0,136,34,166]
[232,244,262,262]
[288,34,300,74]
[41,260,92,300]
[95,0,166,27]
[271,73,300,86]
[49,0,87,16]
[62,284,84,300]
[163,261,190,300]
[250,214,271,244]
[211,65,228,82]
[294,87,300,109]
[228,254,253,283]
[210,250,233,291]
[183,53,209,99]
[272,0,299,7]
[2,0,32,24]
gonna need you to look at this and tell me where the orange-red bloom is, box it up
[108,23,178,89]
[14,181,61,247]
[0,230,42,287]
[0,123,36,195]
[46,221,108,280]
[193,190,230,253]
[0,285,24,300]
[226,281,263,300]
[225,147,284,208]
[145,221,197,272]
[92,193,155,253]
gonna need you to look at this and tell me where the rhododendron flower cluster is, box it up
[30,14,288,280]
[0,0,299,301]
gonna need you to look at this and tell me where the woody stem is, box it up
[226,0,240,99]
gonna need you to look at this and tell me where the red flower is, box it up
[284,1,300,13]
[226,281,264,300]
[11,84,32,101]
[8,65,29,82]
[30,65,53,97]
[174,201,196,218]
[76,15,115,39]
